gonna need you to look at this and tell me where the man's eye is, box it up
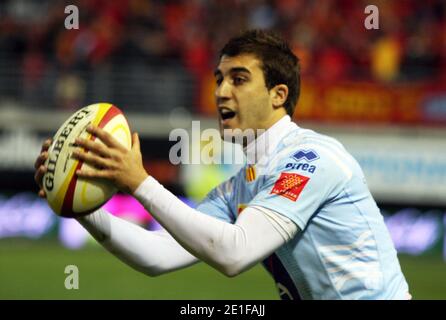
[233,77,246,85]
[216,78,223,86]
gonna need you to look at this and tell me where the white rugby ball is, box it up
[43,103,132,218]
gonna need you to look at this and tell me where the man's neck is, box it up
[244,115,294,165]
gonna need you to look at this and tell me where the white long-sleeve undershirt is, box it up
[76,209,199,277]
[77,176,298,277]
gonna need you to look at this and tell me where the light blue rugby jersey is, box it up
[196,116,409,300]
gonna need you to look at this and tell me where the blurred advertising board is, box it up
[294,80,446,125]
[0,192,186,248]
[335,131,446,206]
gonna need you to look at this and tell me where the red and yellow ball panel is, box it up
[43,103,131,218]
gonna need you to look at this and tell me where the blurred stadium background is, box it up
[1,0,446,299]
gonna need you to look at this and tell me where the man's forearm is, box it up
[133,176,291,277]
[76,208,198,276]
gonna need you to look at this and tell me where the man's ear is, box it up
[270,84,289,109]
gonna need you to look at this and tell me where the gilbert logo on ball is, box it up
[43,103,131,218]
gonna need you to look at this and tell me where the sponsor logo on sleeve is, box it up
[270,173,310,202]
[292,149,319,162]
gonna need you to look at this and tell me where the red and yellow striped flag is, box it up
[245,165,256,182]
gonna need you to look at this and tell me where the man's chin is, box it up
[219,121,236,138]
[220,129,233,142]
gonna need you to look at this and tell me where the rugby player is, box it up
[35,30,410,300]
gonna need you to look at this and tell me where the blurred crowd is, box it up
[0,0,444,111]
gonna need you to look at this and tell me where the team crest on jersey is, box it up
[292,149,319,162]
[270,172,310,201]
[245,165,256,182]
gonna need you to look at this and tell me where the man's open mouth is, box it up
[219,108,236,120]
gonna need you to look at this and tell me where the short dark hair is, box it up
[219,29,300,117]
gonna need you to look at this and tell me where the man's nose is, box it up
[215,80,231,99]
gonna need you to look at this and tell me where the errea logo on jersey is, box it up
[292,149,319,162]
[285,162,316,173]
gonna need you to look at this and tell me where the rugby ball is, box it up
[43,103,132,218]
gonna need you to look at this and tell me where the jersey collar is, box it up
[244,115,298,165]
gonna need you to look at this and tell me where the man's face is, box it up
[214,54,275,138]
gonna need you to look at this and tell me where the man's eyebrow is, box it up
[213,67,252,77]
[229,67,251,75]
